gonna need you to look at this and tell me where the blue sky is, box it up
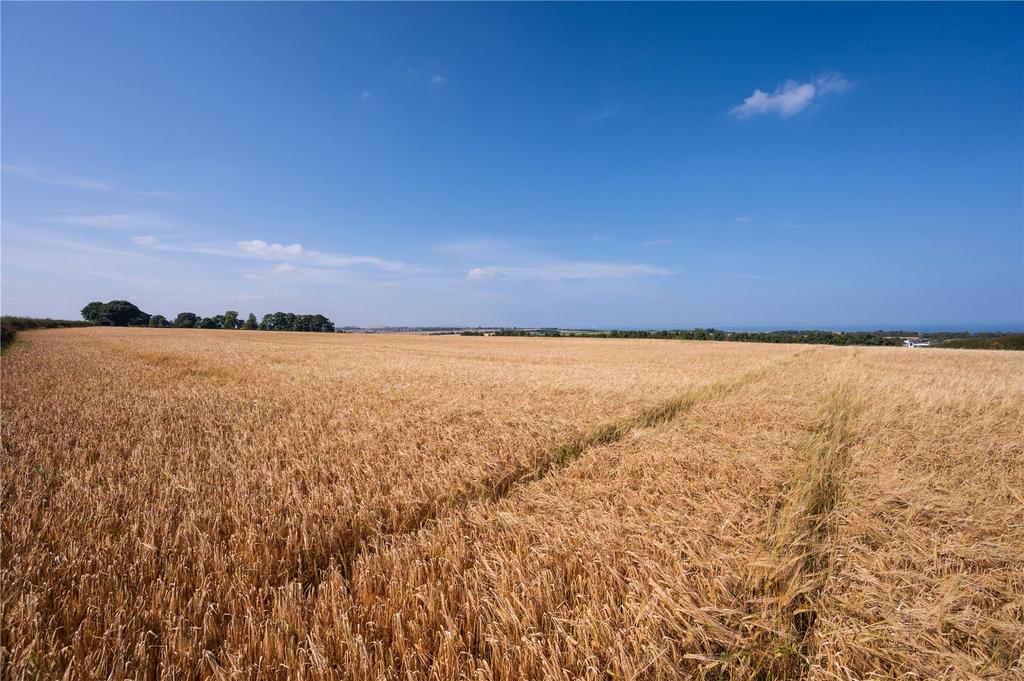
[2,2,1021,329]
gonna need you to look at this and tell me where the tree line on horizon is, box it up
[491,326,906,345]
[489,327,1024,348]
[80,300,336,332]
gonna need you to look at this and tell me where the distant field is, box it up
[2,328,1022,679]
[936,333,1024,350]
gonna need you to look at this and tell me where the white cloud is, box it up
[131,236,237,257]
[58,213,164,229]
[466,261,671,282]
[272,263,298,274]
[133,235,407,271]
[731,71,851,119]
[641,238,682,247]
[237,239,305,258]
[815,71,853,95]
[310,252,406,271]
[467,267,500,281]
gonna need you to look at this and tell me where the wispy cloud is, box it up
[57,213,165,230]
[237,239,305,258]
[734,216,751,224]
[731,71,852,119]
[434,239,513,257]
[311,252,406,270]
[360,91,372,101]
[3,225,165,263]
[641,238,682,247]
[728,272,796,283]
[133,235,408,271]
[431,74,447,85]
[2,164,111,190]
[578,106,619,124]
[130,190,185,200]
[729,272,775,281]
[3,163,181,198]
[132,235,234,257]
[466,261,671,282]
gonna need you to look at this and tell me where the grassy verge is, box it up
[0,316,91,350]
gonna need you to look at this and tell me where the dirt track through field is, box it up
[327,348,815,585]
[741,381,861,676]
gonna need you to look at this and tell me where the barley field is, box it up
[2,328,1022,679]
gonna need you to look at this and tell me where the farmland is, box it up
[2,328,1022,679]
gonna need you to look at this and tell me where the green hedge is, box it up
[0,317,91,349]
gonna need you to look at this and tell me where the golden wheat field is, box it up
[1,328,1022,680]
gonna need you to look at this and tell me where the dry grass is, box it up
[809,351,1024,679]
[1,329,1021,679]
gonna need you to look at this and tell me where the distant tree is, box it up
[81,302,105,324]
[104,300,150,326]
[196,317,219,329]
[80,300,150,326]
[309,314,335,332]
[242,313,257,330]
[254,311,335,332]
[223,311,239,329]
[211,314,226,329]
[148,314,169,327]
[174,312,198,328]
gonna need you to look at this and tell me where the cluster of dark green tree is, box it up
[162,311,260,330]
[80,300,153,327]
[80,300,335,332]
[254,312,335,332]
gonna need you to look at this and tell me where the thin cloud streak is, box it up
[4,225,163,261]
[2,164,112,190]
[57,214,166,229]
[2,163,181,198]
[466,261,672,282]
[132,235,408,271]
